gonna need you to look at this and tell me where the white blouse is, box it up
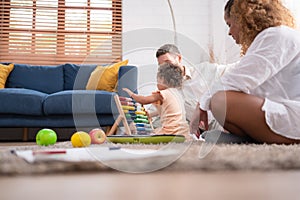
[200,26,300,139]
[180,62,229,122]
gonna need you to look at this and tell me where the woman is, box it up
[194,0,300,144]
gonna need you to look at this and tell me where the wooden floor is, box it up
[1,171,300,200]
[1,143,300,200]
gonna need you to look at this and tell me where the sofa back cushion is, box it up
[63,63,97,90]
[6,64,64,94]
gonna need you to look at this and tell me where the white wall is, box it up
[122,0,238,93]
[122,0,300,93]
[283,0,300,29]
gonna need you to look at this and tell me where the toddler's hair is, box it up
[157,63,183,88]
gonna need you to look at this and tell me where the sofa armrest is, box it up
[117,65,138,97]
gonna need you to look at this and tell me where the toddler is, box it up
[123,63,190,139]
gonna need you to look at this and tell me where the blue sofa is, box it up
[0,63,137,140]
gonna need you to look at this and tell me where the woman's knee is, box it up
[211,91,227,113]
[210,91,242,122]
[210,91,228,124]
[211,91,247,111]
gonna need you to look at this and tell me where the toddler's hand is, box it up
[122,88,133,97]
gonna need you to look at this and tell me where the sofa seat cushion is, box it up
[0,88,47,115]
[43,90,117,115]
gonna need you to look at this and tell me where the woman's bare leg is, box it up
[210,91,300,144]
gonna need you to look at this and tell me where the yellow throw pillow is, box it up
[86,59,129,91]
[85,66,106,90]
[0,63,14,89]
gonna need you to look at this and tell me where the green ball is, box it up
[36,128,57,146]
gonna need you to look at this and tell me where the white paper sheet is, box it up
[14,146,179,163]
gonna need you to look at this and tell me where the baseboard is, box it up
[0,127,82,142]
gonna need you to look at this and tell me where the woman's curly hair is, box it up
[157,63,183,88]
[230,0,296,55]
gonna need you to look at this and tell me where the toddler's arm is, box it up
[122,88,163,105]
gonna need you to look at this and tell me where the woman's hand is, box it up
[189,103,209,138]
[190,103,201,136]
[199,108,208,131]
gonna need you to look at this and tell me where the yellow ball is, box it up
[71,131,91,147]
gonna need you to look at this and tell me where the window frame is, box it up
[0,0,122,65]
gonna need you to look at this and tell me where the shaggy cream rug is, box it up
[1,141,300,175]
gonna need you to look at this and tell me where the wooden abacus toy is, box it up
[134,105,153,135]
[107,95,153,135]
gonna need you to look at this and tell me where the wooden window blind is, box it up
[0,0,122,65]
